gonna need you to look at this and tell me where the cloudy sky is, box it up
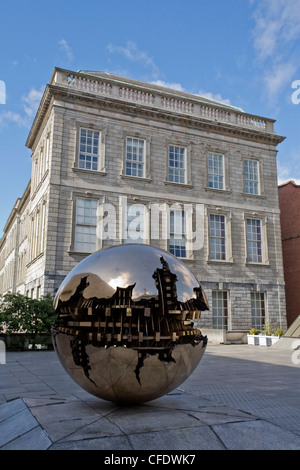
[1,0,300,233]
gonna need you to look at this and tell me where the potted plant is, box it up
[259,323,283,346]
[247,328,259,345]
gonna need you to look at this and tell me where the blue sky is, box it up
[1,0,300,235]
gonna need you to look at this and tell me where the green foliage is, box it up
[249,328,259,335]
[261,322,274,336]
[0,292,56,335]
[274,328,284,337]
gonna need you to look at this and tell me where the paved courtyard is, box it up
[0,340,300,450]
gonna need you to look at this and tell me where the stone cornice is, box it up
[26,67,286,149]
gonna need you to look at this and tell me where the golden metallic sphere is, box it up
[52,244,209,404]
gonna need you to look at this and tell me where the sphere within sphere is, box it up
[52,244,209,404]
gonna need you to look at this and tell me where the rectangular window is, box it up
[212,291,228,329]
[124,203,146,243]
[78,128,99,171]
[208,152,224,190]
[209,214,226,260]
[169,209,187,258]
[168,145,186,184]
[251,292,265,330]
[74,198,97,252]
[246,218,262,263]
[244,160,260,195]
[126,137,145,177]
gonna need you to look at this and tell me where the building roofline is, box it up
[278,180,300,188]
[26,67,284,149]
[2,180,31,234]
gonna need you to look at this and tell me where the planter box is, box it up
[247,334,281,347]
[247,334,259,345]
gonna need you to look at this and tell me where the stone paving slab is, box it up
[0,345,300,450]
[0,398,51,450]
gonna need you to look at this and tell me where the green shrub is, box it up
[261,322,274,336]
[274,328,284,337]
[0,292,56,336]
[249,328,259,335]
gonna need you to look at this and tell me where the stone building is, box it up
[0,67,287,332]
[278,180,300,327]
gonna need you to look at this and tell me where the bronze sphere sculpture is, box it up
[52,244,209,404]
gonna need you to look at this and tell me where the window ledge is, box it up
[207,259,234,265]
[68,250,95,256]
[164,181,193,188]
[204,186,231,194]
[242,192,265,199]
[246,262,270,267]
[120,174,152,183]
[72,166,107,176]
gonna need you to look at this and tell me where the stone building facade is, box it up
[278,180,300,327]
[0,67,287,332]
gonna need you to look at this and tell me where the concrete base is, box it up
[201,329,247,345]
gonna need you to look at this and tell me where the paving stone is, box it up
[212,420,300,450]
[0,399,51,450]
[107,408,204,434]
[2,425,51,450]
[128,426,226,450]
[49,435,132,450]
[57,416,124,442]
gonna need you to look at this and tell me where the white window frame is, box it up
[125,136,146,178]
[74,198,98,253]
[251,292,266,330]
[209,213,226,261]
[77,127,101,172]
[212,290,229,330]
[207,152,225,190]
[245,215,268,264]
[122,202,149,244]
[168,145,187,184]
[244,159,260,195]
[169,208,187,258]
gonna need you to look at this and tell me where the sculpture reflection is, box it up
[52,244,209,404]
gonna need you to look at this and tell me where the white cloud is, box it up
[59,39,73,62]
[198,90,231,106]
[252,0,300,60]
[150,80,185,92]
[107,41,159,78]
[0,86,44,129]
[251,0,300,100]
[0,111,27,127]
[264,62,297,100]
[22,87,44,117]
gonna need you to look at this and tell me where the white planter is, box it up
[247,334,281,346]
[259,334,268,346]
[247,334,260,345]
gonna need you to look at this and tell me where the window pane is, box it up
[209,214,226,260]
[246,218,262,263]
[208,152,224,190]
[75,198,97,252]
[169,210,187,257]
[125,137,145,177]
[78,128,99,171]
[212,291,228,329]
[244,160,259,195]
[251,292,265,330]
[124,203,146,243]
[168,145,186,183]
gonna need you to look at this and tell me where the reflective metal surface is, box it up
[52,244,209,404]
